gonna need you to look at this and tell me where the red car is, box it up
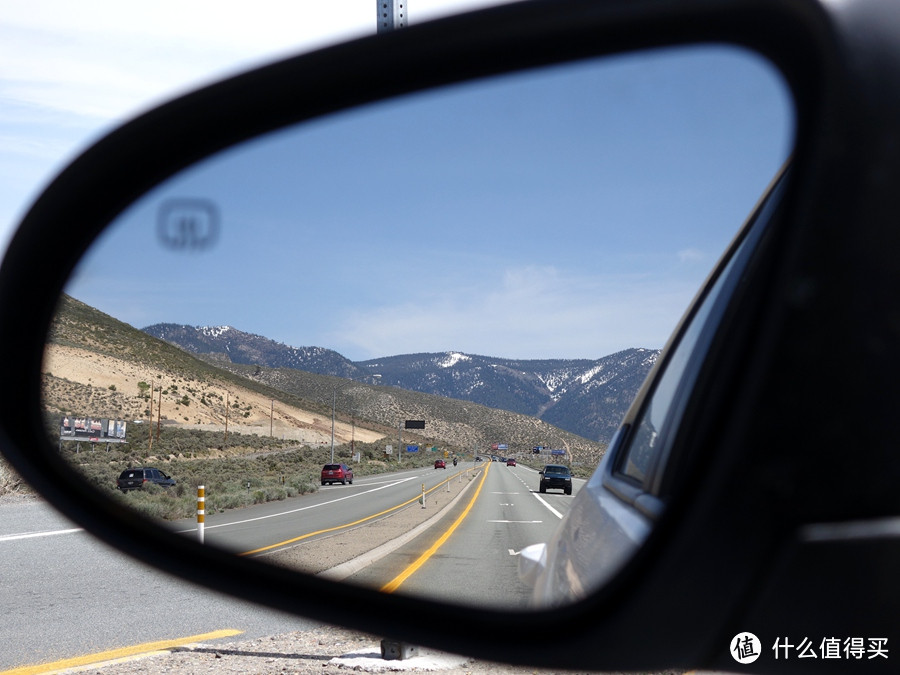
[506,458,516,467]
[320,463,353,485]
[434,460,446,469]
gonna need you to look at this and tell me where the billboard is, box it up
[404,420,426,429]
[61,416,127,442]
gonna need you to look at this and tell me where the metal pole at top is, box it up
[377,0,407,33]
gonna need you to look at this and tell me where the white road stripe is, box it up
[0,528,82,542]
[178,474,424,532]
[532,493,565,519]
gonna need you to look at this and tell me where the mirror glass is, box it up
[42,45,792,609]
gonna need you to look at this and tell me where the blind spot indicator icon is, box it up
[157,199,219,250]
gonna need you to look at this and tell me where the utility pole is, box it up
[156,387,162,442]
[330,389,336,464]
[377,0,407,33]
[148,382,154,450]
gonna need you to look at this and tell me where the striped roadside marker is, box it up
[197,485,205,544]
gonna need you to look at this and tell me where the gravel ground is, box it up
[71,625,688,674]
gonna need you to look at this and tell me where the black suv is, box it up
[116,467,176,491]
[538,464,572,495]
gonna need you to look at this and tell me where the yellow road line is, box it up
[381,462,491,593]
[240,468,476,556]
[0,629,243,675]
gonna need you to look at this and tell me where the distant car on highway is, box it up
[434,459,446,469]
[506,458,516,467]
[321,463,353,485]
[116,467,176,491]
[538,464,572,495]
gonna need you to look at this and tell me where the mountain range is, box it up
[143,324,659,443]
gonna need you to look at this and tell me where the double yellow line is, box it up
[1,630,242,675]
[381,462,490,593]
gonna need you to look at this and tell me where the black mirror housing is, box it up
[2,0,899,672]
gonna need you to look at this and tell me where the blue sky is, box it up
[0,0,507,251]
[4,1,793,362]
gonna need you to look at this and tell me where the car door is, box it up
[531,170,786,606]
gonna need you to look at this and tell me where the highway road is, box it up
[0,460,584,672]
[346,461,581,607]
[0,496,318,672]
[168,463,476,554]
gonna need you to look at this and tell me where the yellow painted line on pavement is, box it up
[381,462,491,593]
[240,467,478,556]
[0,629,243,675]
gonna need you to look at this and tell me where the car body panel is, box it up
[530,452,653,606]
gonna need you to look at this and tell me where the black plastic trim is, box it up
[5,0,888,672]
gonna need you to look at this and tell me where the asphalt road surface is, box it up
[345,461,579,607]
[0,461,585,672]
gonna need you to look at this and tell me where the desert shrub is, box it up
[0,458,28,497]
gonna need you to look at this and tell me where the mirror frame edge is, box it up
[0,0,833,669]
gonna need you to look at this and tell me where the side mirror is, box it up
[5,0,897,672]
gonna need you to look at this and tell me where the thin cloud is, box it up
[677,247,706,264]
[331,266,695,360]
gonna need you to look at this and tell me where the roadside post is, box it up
[421,483,426,508]
[197,485,205,544]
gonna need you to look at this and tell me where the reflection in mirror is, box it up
[42,45,792,609]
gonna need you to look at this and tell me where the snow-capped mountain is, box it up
[142,323,658,443]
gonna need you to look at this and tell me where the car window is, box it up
[616,173,784,491]
[619,279,722,485]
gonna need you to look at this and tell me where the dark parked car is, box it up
[538,465,572,495]
[116,467,175,491]
[320,463,353,485]
[434,459,446,469]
